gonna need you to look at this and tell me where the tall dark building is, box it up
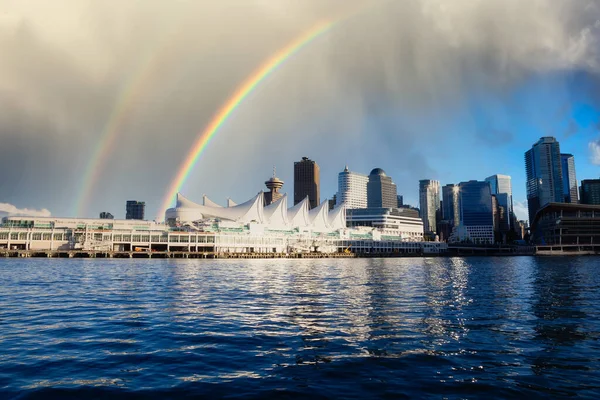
[561,153,578,203]
[125,201,145,220]
[442,184,459,227]
[367,168,398,209]
[525,137,563,225]
[581,179,600,205]
[99,212,114,219]
[397,195,404,207]
[294,157,320,209]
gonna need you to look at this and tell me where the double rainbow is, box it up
[157,20,335,218]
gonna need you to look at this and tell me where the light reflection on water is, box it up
[1,257,599,398]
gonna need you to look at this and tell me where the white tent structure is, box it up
[263,194,289,227]
[287,197,311,228]
[227,198,237,207]
[308,201,330,231]
[165,193,344,233]
[203,195,222,208]
[166,192,264,224]
[328,203,347,230]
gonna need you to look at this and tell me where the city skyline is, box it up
[2,1,600,220]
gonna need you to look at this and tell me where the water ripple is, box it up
[1,257,600,398]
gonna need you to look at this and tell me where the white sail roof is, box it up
[263,194,289,227]
[287,196,310,227]
[203,195,222,207]
[166,192,344,233]
[227,198,237,207]
[328,203,347,230]
[170,192,265,223]
[308,201,330,231]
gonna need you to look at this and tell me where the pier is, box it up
[0,250,358,259]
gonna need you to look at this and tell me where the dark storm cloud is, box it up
[1,0,600,216]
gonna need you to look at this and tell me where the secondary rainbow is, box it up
[73,24,181,217]
[158,20,335,218]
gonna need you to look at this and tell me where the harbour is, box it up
[1,256,599,398]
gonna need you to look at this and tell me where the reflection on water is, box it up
[1,257,600,398]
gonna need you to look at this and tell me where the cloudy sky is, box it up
[1,0,600,220]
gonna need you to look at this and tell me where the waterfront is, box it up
[1,257,600,398]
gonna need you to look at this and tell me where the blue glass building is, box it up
[525,137,564,225]
[458,181,493,227]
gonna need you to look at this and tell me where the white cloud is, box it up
[0,203,51,217]
[589,140,600,165]
[513,200,528,222]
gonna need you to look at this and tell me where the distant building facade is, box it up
[346,207,424,241]
[99,212,114,220]
[532,203,600,248]
[441,184,460,227]
[450,180,494,244]
[328,195,336,211]
[397,195,404,207]
[580,179,600,205]
[561,154,578,203]
[367,168,398,209]
[125,201,145,220]
[294,157,320,209]
[419,180,440,234]
[336,166,368,209]
[525,137,564,225]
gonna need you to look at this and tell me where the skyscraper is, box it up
[336,166,368,209]
[419,180,440,233]
[459,181,493,227]
[294,157,320,209]
[441,184,460,227]
[367,168,398,209]
[561,153,578,203]
[125,201,145,220]
[485,174,513,231]
[580,179,600,205]
[525,137,563,225]
[264,168,284,206]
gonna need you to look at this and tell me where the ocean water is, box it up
[1,257,600,399]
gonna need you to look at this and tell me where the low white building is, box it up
[345,207,424,241]
[448,225,494,244]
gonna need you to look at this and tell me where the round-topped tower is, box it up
[369,168,387,176]
[264,167,284,205]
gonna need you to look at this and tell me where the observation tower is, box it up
[264,167,284,205]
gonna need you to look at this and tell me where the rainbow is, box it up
[73,24,182,217]
[158,20,336,218]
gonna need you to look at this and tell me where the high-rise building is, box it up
[419,180,440,233]
[459,181,493,226]
[336,166,368,209]
[99,212,114,219]
[525,137,563,225]
[367,168,398,209]
[397,195,404,207]
[125,201,145,220]
[456,180,494,243]
[441,184,460,227]
[264,168,284,206]
[561,154,578,203]
[485,174,513,231]
[580,179,600,205]
[294,157,320,209]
